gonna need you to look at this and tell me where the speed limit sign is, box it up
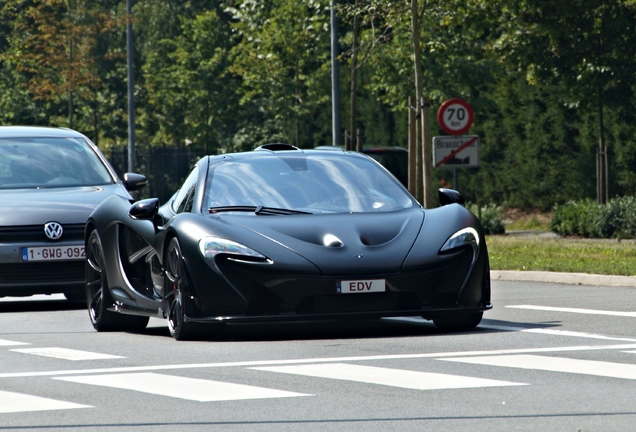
[437,98,474,135]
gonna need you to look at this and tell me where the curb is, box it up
[491,270,636,288]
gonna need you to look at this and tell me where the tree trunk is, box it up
[597,90,608,203]
[408,96,417,196]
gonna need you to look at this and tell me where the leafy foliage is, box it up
[0,0,636,220]
[0,0,122,132]
[468,203,505,235]
[551,196,636,239]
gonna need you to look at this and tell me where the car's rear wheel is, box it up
[432,311,483,331]
[165,238,196,340]
[86,230,149,332]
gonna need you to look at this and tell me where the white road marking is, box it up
[252,363,525,390]
[3,343,636,379]
[0,339,29,347]
[482,324,636,342]
[55,372,312,402]
[507,305,636,317]
[11,347,125,361]
[442,354,636,380]
[0,390,91,414]
[0,294,66,302]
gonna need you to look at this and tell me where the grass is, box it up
[503,208,553,231]
[487,235,636,276]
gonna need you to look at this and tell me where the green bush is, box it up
[469,203,506,235]
[550,196,636,239]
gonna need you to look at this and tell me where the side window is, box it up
[171,166,199,213]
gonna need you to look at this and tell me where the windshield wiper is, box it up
[255,206,312,215]
[209,205,311,215]
[209,206,257,214]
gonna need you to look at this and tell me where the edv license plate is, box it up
[337,279,386,294]
[21,245,86,262]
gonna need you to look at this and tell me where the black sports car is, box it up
[85,144,491,340]
[0,126,147,300]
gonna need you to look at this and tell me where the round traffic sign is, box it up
[437,98,474,135]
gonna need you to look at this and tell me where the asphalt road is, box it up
[1,274,636,432]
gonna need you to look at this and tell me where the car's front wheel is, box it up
[86,229,149,332]
[165,238,196,340]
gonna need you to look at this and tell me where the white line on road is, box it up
[3,342,636,379]
[481,324,636,342]
[55,372,312,402]
[0,390,91,414]
[11,347,126,361]
[507,305,636,317]
[0,294,66,302]
[252,363,525,390]
[441,354,636,380]
[0,339,29,347]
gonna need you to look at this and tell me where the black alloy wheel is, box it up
[165,237,195,340]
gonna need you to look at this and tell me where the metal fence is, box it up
[108,146,204,203]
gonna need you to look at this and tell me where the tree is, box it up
[340,0,502,205]
[1,0,122,134]
[226,0,332,149]
[136,3,240,153]
[495,0,636,202]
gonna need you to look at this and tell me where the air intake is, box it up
[255,143,300,152]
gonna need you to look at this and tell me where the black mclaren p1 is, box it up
[85,144,491,340]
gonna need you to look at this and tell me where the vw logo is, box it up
[44,222,63,240]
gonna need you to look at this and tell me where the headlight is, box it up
[440,227,480,259]
[198,236,269,263]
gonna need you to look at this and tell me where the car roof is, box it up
[0,126,87,139]
[206,144,372,163]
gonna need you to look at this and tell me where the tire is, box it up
[165,238,196,340]
[432,311,483,332]
[85,230,149,332]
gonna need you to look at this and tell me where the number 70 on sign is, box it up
[437,98,474,135]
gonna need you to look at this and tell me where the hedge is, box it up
[550,196,636,239]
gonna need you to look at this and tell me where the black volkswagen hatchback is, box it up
[0,126,146,300]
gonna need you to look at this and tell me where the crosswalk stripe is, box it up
[0,339,29,347]
[252,363,526,390]
[507,305,636,317]
[11,347,125,361]
[0,390,91,414]
[55,372,313,402]
[441,354,636,380]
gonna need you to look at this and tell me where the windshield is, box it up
[205,152,416,214]
[0,137,114,189]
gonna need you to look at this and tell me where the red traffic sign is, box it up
[437,98,474,135]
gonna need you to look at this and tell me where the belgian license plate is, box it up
[337,279,386,294]
[21,245,86,262]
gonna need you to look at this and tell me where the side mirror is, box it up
[123,172,148,191]
[438,188,465,206]
[129,198,160,221]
